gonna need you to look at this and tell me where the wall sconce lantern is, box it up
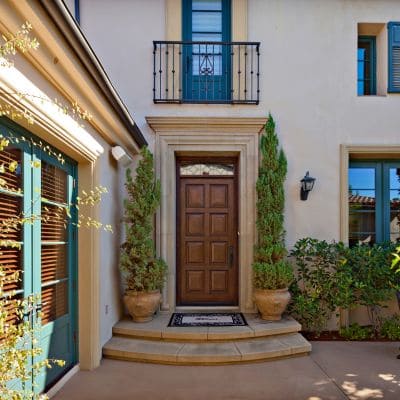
[300,171,316,201]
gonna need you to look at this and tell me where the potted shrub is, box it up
[252,114,294,320]
[120,147,167,322]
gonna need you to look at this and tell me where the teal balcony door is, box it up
[182,0,231,102]
[0,118,77,394]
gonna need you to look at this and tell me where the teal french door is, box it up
[0,118,77,394]
[182,0,231,102]
[349,160,400,245]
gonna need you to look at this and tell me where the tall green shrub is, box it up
[253,114,293,289]
[120,147,167,291]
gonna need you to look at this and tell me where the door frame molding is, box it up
[147,116,266,313]
[176,156,239,306]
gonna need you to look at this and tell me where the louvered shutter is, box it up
[388,22,400,92]
[0,148,23,328]
[40,161,68,325]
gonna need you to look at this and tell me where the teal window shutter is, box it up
[388,22,400,92]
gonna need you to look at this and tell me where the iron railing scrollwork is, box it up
[153,41,260,104]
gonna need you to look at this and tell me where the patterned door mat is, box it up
[168,313,247,327]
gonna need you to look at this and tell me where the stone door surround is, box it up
[146,117,267,313]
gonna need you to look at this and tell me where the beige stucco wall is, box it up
[78,0,400,244]
[75,0,400,324]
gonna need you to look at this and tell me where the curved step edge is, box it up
[103,333,311,365]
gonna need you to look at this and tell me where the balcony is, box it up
[153,41,260,104]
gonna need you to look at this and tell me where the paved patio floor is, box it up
[53,342,400,400]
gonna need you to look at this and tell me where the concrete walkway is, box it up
[53,342,400,400]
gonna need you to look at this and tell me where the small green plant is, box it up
[339,323,374,340]
[120,147,167,292]
[252,114,293,290]
[289,238,354,334]
[380,315,400,340]
[343,242,398,330]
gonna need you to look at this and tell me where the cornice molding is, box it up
[146,116,268,134]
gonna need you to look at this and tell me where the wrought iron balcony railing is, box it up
[153,41,260,104]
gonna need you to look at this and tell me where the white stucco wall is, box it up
[77,0,400,247]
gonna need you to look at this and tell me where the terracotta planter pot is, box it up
[123,290,161,322]
[253,288,291,321]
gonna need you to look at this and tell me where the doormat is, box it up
[168,313,247,327]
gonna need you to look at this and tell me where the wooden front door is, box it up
[177,160,238,306]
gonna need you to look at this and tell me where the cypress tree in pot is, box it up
[253,114,294,320]
[120,147,167,322]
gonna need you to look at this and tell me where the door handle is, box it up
[228,246,234,268]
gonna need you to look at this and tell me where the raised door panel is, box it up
[186,241,205,264]
[210,241,227,264]
[186,213,205,236]
[186,270,205,292]
[210,270,228,293]
[210,213,228,235]
[186,184,205,208]
[209,184,228,208]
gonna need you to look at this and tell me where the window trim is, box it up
[340,145,400,245]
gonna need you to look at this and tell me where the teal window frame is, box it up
[357,36,376,96]
[0,117,78,393]
[182,0,232,101]
[349,160,400,245]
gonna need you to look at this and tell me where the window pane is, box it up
[349,211,375,233]
[357,48,365,95]
[192,33,222,44]
[192,11,222,32]
[349,167,375,189]
[389,167,400,190]
[357,38,375,95]
[193,0,222,11]
[41,244,67,283]
[0,148,22,192]
[349,190,375,211]
[41,204,67,242]
[349,166,376,245]
[41,281,68,325]
[349,233,376,247]
[0,193,22,241]
[41,161,67,204]
[0,246,22,292]
[180,163,234,176]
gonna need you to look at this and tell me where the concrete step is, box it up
[103,333,311,365]
[112,314,302,342]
